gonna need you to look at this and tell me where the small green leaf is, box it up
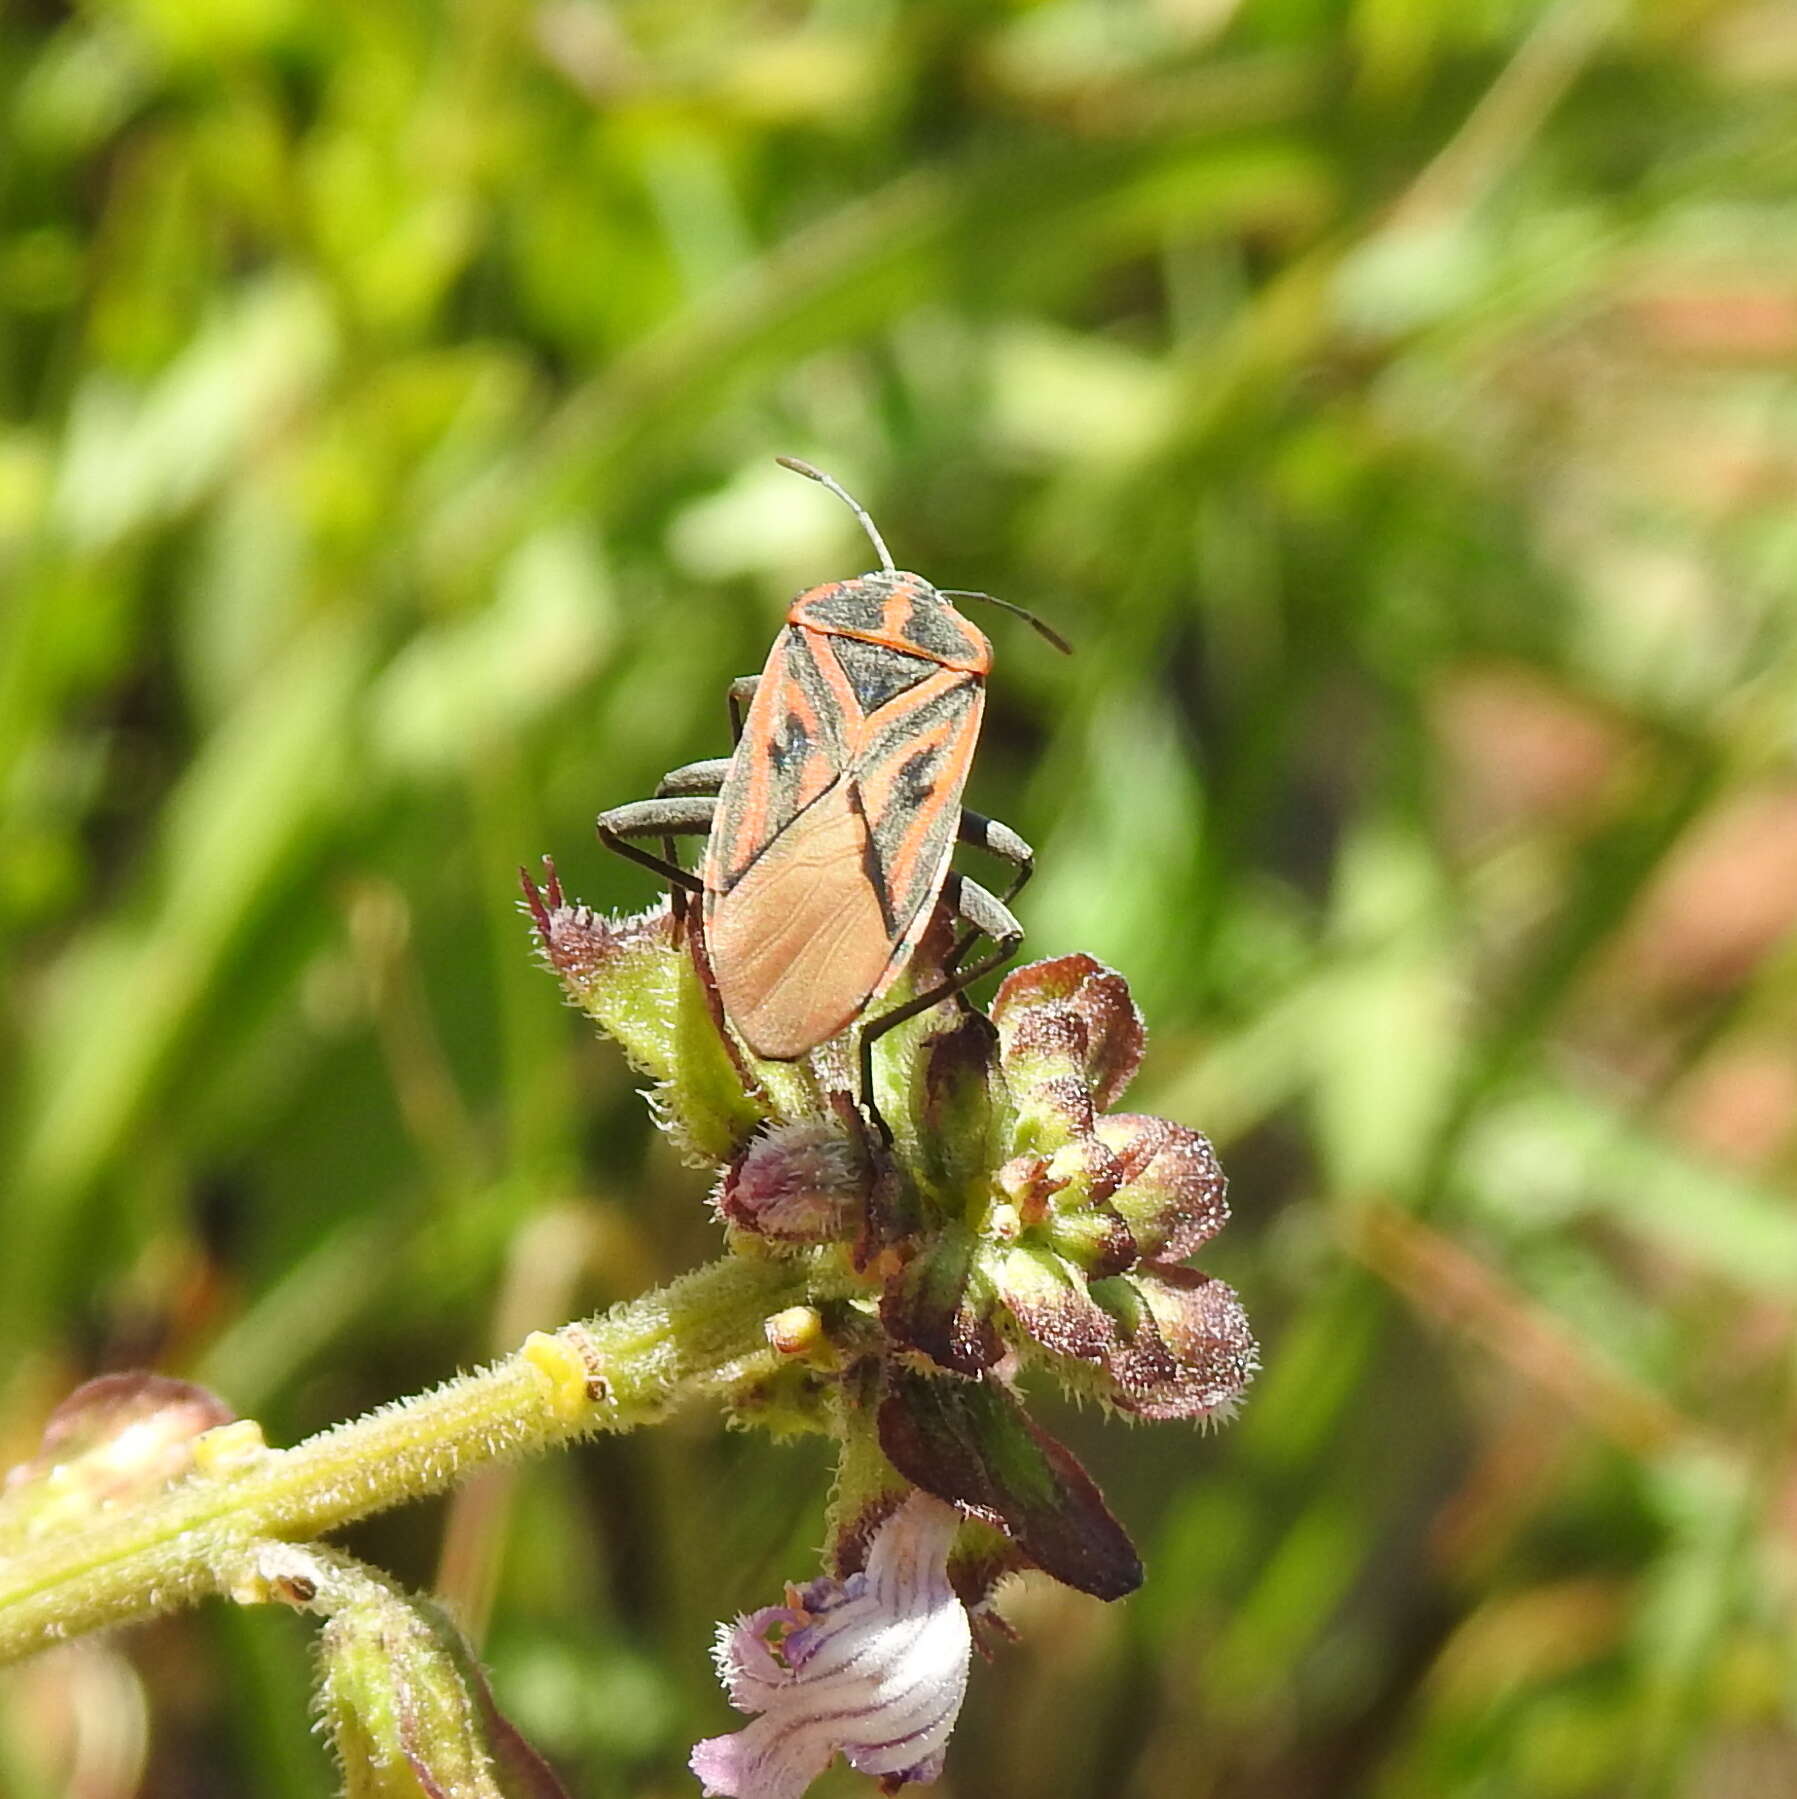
[878,1362,1142,1601]
[521,875,765,1163]
[881,1225,1002,1374]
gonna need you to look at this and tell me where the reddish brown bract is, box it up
[704,572,993,1061]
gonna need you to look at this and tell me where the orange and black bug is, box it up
[597,458,1069,1130]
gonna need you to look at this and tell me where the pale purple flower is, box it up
[690,1492,971,1799]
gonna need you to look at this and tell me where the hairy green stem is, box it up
[0,1254,812,1664]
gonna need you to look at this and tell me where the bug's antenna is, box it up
[939,591,1074,656]
[776,456,896,575]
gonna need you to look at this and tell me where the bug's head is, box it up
[775,457,1073,656]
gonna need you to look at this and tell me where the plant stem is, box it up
[0,1254,809,1665]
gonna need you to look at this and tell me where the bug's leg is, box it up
[595,795,717,893]
[655,758,731,798]
[858,874,1023,1141]
[958,808,1034,905]
[727,676,760,744]
[949,809,1033,971]
[653,764,731,905]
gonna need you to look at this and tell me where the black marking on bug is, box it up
[768,711,812,774]
[898,588,979,663]
[897,743,939,806]
[848,779,899,936]
[829,635,933,713]
[806,582,895,635]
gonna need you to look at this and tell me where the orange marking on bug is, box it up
[790,581,992,677]
[880,698,980,905]
[797,623,868,733]
[852,674,966,832]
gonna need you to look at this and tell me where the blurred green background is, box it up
[5,0,1797,1793]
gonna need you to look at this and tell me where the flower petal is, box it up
[691,1494,971,1799]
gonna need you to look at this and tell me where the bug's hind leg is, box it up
[595,795,717,893]
[951,810,1033,976]
[857,873,1023,1142]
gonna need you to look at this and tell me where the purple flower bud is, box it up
[989,1246,1116,1363]
[1094,1115,1229,1262]
[690,1493,971,1799]
[717,1118,872,1245]
[991,1255,1255,1424]
[992,956,1145,1114]
[519,859,670,993]
[1090,1267,1257,1422]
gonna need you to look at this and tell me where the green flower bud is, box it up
[521,862,767,1162]
[319,1579,569,1799]
[876,1361,1142,1602]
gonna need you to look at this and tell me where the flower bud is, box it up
[992,955,1145,1117]
[1,1373,234,1548]
[521,864,765,1163]
[910,1015,1007,1204]
[877,1363,1142,1602]
[881,1226,1002,1375]
[1041,1205,1136,1279]
[319,1582,570,1799]
[1086,1267,1257,1422]
[988,1245,1114,1362]
[717,1117,872,1245]
[1094,1114,1228,1262]
[1034,1135,1135,1277]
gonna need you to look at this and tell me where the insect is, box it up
[597,457,1069,1130]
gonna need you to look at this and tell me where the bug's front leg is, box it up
[655,758,732,798]
[595,795,718,893]
[858,872,1024,1141]
[727,676,759,744]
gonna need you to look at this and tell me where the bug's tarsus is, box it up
[938,590,1073,656]
[776,456,896,576]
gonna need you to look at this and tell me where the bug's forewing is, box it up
[707,776,894,1060]
[856,671,983,952]
[706,611,985,1062]
[709,628,847,893]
